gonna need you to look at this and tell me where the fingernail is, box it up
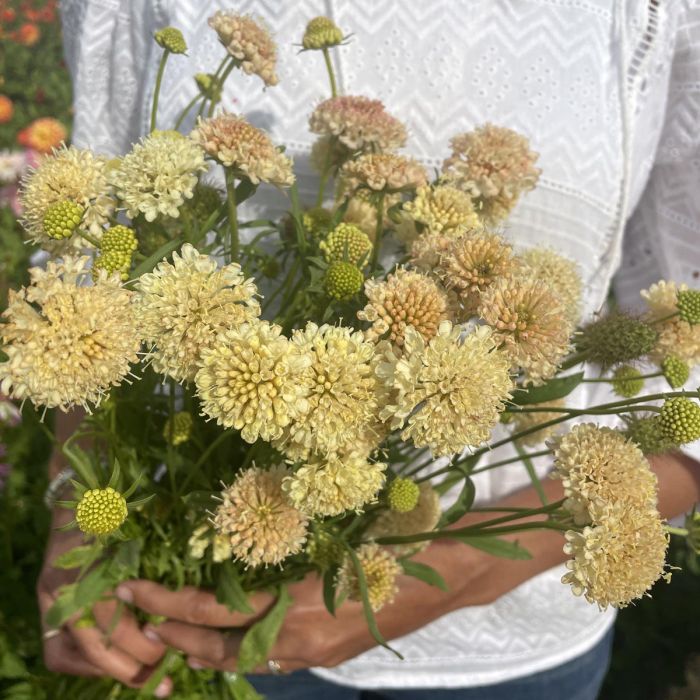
[188,658,205,670]
[115,584,133,603]
[154,679,171,698]
[143,625,161,643]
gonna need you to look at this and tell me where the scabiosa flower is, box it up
[154,26,187,54]
[192,112,294,187]
[402,185,480,236]
[517,247,583,326]
[20,145,115,249]
[562,504,669,609]
[135,243,260,383]
[335,189,402,240]
[76,487,128,535]
[0,150,26,185]
[92,225,138,281]
[387,478,421,513]
[163,411,194,445]
[508,399,565,447]
[324,261,364,300]
[196,319,311,443]
[283,452,387,517]
[641,281,700,364]
[479,276,572,384]
[376,322,513,456]
[659,397,700,445]
[337,543,401,612]
[213,466,308,568]
[309,96,407,153]
[339,153,427,194]
[17,117,67,154]
[0,257,140,411]
[577,312,657,368]
[408,231,455,271]
[358,268,456,346]
[442,123,541,224]
[208,11,279,87]
[662,355,689,389]
[319,222,372,267]
[108,131,206,222]
[437,231,515,316]
[273,323,379,460]
[302,16,345,50]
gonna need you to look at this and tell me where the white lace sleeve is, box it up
[60,0,166,155]
[616,2,700,303]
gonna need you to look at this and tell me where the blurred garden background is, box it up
[0,2,699,698]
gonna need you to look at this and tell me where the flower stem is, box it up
[150,49,171,132]
[369,192,386,273]
[78,229,102,249]
[208,57,237,117]
[581,372,663,383]
[224,169,239,263]
[322,47,338,97]
[174,93,202,131]
[666,525,689,537]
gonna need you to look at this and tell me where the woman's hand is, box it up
[37,510,173,697]
[116,540,508,673]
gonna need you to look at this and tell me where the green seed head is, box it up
[320,222,372,268]
[387,478,420,513]
[92,225,137,281]
[306,529,344,570]
[194,73,221,101]
[154,27,187,54]
[182,184,222,222]
[611,365,644,398]
[662,355,690,389]
[324,261,364,301]
[577,313,657,367]
[302,207,334,239]
[163,411,194,446]
[677,289,700,325]
[76,487,128,536]
[302,16,344,50]
[43,200,84,240]
[624,416,679,456]
[660,397,700,445]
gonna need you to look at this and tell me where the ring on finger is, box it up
[267,659,285,675]
[43,628,61,641]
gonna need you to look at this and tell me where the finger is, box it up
[92,598,167,666]
[70,623,172,696]
[43,630,104,677]
[148,621,240,669]
[116,580,274,627]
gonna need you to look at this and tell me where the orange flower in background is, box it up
[1,8,17,22]
[17,117,67,153]
[0,95,13,124]
[17,22,40,46]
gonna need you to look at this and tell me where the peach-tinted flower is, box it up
[17,22,40,46]
[17,117,67,154]
[0,96,13,124]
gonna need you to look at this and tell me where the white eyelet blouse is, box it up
[60,0,700,689]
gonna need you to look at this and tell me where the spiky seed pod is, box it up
[577,313,657,367]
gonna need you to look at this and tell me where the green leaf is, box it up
[61,443,99,490]
[322,567,339,616]
[518,445,548,506]
[215,561,254,614]
[44,583,78,628]
[452,534,532,560]
[237,586,293,674]
[223,673,263,700]
[51,545,99,570]
[130,237,184,279]
[345,547,403,659]
[235,179,258,205]
[401,560,448,591]
[438,475,475,527]
[139,648,179,697]
[126,493,156,510]
[510,372,584,405]
[107,458,121,490]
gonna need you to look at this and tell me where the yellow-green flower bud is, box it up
[387,478,420,513]
[302,16,344,50]
[611,365,644,398]
[677,289,700,325]
[154,27,187,54]
[577,313,657,367]
[163,411,193,446]
[307,529,343,570]
[662,355,689,389]
[93,225,137,281]
[182,184,222,222]
[43,201,84,240]
[320,222,372,268]
[302,206,334,239]
[624,416,678,456]
[660,397,700,445]
[76,487,128,535]
[324,261,364,301]
[194,73,221,101]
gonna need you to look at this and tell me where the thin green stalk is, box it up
[466,448,552,477]
[174,93,202,131]
[581,371,663,383]
[208,58,237,117]
[315,137,334,206]
[322,47,338,97]
[666,525,689,537]
[150,49,171,132]
[517,444,548,505]
[559,349,589,370]
[224,169,239,263]
[369,193,386,273]
[178,430,236,495]
[78,229,102,249]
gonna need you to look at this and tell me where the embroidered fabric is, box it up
[59,0,700,688]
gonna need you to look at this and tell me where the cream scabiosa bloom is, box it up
[340,153,427,194]
[337,543,401,612]
[20,144,115,249]
[0,256,140,410]
[196,319,311,443]
[273,323,379,460]
[135,243,260,383]
[109,131,206,222]
[376,322,513,456]
[402,184,480,236]
[213,466,308,568]
[192,112,294,187]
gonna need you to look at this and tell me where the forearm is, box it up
[48,409,85,479]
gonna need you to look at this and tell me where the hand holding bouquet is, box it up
[6,11,700,698]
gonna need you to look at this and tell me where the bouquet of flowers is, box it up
[4,11,700,698]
